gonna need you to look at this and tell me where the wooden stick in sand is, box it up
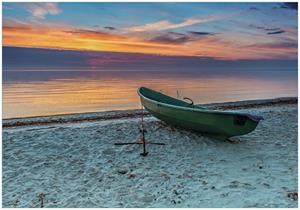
[114,104,165,156]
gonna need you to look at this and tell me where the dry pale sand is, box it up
[2,101,298,207]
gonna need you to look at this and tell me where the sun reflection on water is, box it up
[3,70,297,119]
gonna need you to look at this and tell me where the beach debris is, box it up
[12,199,19,208]
[161,172,170,180]
[227,138,240,144]
[38,192,46,208]
[256,158,265,169]
[171,197,181,205]
[221,192,229,197]
[128,174,136,179]
[287,192,298,200]
[117,169,128,175]
[229,181,240,188]
[202,180,208,185]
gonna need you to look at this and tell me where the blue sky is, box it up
[2,2,298,60]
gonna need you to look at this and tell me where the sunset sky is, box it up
[3,2,298,60]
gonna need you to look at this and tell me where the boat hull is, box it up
[138,87,262,139]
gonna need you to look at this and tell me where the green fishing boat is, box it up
[138,87,263,139]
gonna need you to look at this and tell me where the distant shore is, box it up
[3,97,297,128]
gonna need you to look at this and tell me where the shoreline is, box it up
[3,97,297,128]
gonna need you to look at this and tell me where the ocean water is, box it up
[3,69,297,119]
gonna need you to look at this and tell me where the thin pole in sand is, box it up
[38,192,46,208]
[114,104,165,156]
[140,105,148,156]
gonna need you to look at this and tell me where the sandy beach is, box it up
[2,98,298,207]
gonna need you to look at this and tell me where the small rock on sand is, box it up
[287,192,298,200]
[117,169,128,175]
[128,174,136,179]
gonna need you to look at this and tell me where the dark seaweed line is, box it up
[212,98,297,110]
[3,112,150,128]
[3,97,297,128]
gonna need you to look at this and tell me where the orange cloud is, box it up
[3,21,183,55]
[2,20,297,60]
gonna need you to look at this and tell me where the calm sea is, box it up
[3,69,297,119]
